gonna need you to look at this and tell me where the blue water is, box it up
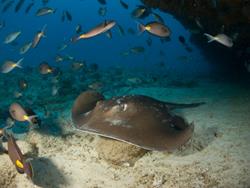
[0,0,211,75]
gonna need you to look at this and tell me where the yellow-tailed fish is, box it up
[71,20,116,42]
[1,58,23,73]
[32,24,47,48]
[137,21,171,38]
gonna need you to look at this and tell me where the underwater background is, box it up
[0,0,250,187]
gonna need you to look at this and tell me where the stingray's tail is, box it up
[166,102,205,110]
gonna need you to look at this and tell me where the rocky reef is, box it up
[141,0,250,75]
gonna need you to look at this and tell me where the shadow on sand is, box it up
[31,157,68,188]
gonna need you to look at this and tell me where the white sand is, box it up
[1,80,250,188]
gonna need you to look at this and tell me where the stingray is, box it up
[72,91,204,151]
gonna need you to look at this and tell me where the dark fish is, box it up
[15,0,25,13]
[65,10,72,21]
[131,5,151,19]
[9,103,36,123]
[178,35,186,44]
[97,0,106,5]
[2,0,14,12]
[25,2,34,14]
[71,62,85,71]
[117,24,125,36]
[76,24,82,34]
[18,79,28,90]
[131,6,146,19]
[98,7,106,17]
[178,35,193,52]
[39,62,53,74]
[7,134,33,179]
[138,21,171,38]
[120,0,128,9]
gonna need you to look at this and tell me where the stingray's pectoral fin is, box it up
[166,102,206,110]
[72,91,105,125]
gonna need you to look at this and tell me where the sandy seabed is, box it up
[1,80,250,188]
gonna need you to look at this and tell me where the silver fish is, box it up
[36,7,55,16]
[19,42,32,54]
[204,33,233,48]
[1,58,23,73]
[4,31,21,44]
